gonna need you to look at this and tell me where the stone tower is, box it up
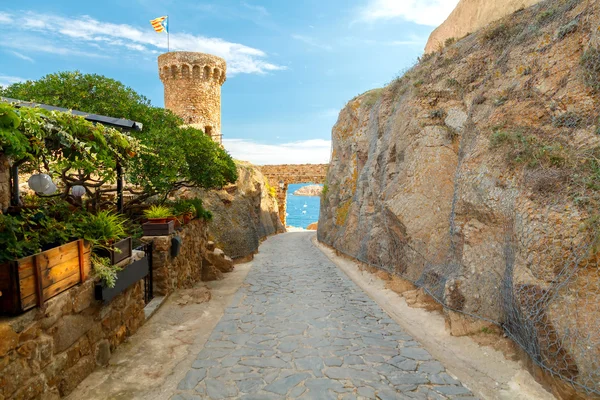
[158,52,226,144]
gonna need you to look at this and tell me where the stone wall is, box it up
[158,52,226,144]
[259,164,328,225]
[0,279,145,399]
[143,219,211,296]
[0,154,11,213]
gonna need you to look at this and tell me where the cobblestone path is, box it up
[173,232,476,400]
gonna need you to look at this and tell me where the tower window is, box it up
[205,126,213,136]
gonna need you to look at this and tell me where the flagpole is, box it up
[167,15,170,52]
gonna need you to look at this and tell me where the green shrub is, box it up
[556,19,578,39]
[321,183,329,199]
[581,47,600,92]
[490,129,570,168]
[552,112,582,128]
[430,109,446,119]
[537,9,556,24]
[483,24,511,43]
[73,211,127,248]
[444,37,456,47]
[143,205,172,219]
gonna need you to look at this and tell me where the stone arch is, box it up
[258,164,329,226]
[213,68,221,82]
[170,65,179,78]
[192,65,201,78]
[203,65,211,79]
[181,64,191,78]
[162,66,170,77]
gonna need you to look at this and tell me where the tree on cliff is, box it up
[1,71,238,204]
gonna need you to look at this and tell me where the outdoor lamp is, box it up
[42,182,58,195]
[71,185,86,198]
[28,173,53,193]
[279,180,285,190]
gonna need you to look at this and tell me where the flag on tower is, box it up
[150,16,168,33]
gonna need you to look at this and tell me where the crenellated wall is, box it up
[158,52,226,144]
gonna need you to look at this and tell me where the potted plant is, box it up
[144,205,172,224]
[73,211,132,265]
[172,201,196,224]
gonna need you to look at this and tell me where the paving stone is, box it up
[177,369,207,390]
[324,367,381,382]
[205,379,238,399]
[344,355,365,365]
[264,373,311,395]
[400,347,432,361]
[295,357,324,377]
[288,385,307,398]
[175,233,474,399]
[236,378,264,393]
[239,358,289,368]
[304,378,346,393]
[324,357,343,367]
[418,361,445,374]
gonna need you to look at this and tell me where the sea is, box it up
[286,183,323,229]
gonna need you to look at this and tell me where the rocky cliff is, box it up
[197,161,284,259]
[320,0,599,397]
[293,184,323,197]
[425,0,542,53]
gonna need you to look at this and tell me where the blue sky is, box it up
[0,0,458,164]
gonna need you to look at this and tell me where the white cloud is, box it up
[0,13,12,23]
[0,75,26,88]
[359,0,460,26]
[241,2,270,17]
[1,12,285,75]
[10,51,34,63]
[223,138,331,165]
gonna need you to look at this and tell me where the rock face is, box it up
[425,0,542,53]
[320,1,600,397]
[196,162,285,259]
[293,185,323,197]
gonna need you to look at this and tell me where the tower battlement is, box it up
[158,52,226,144]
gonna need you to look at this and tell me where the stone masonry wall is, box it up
[143,219,210,297]
[158,52,226,144]
[0,279,145,399]
[0,154,10,213]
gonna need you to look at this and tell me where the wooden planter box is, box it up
[95,237,132,265]
[142,220,175,236]
[0,240,91,315]
[95,256,149,303]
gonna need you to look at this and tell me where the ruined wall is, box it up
[260,164,328,225]
[0,154,10,213]
[158,52,226,144]
[0,279,145,399]
[320,0,600,397]
[425,0,542,53]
